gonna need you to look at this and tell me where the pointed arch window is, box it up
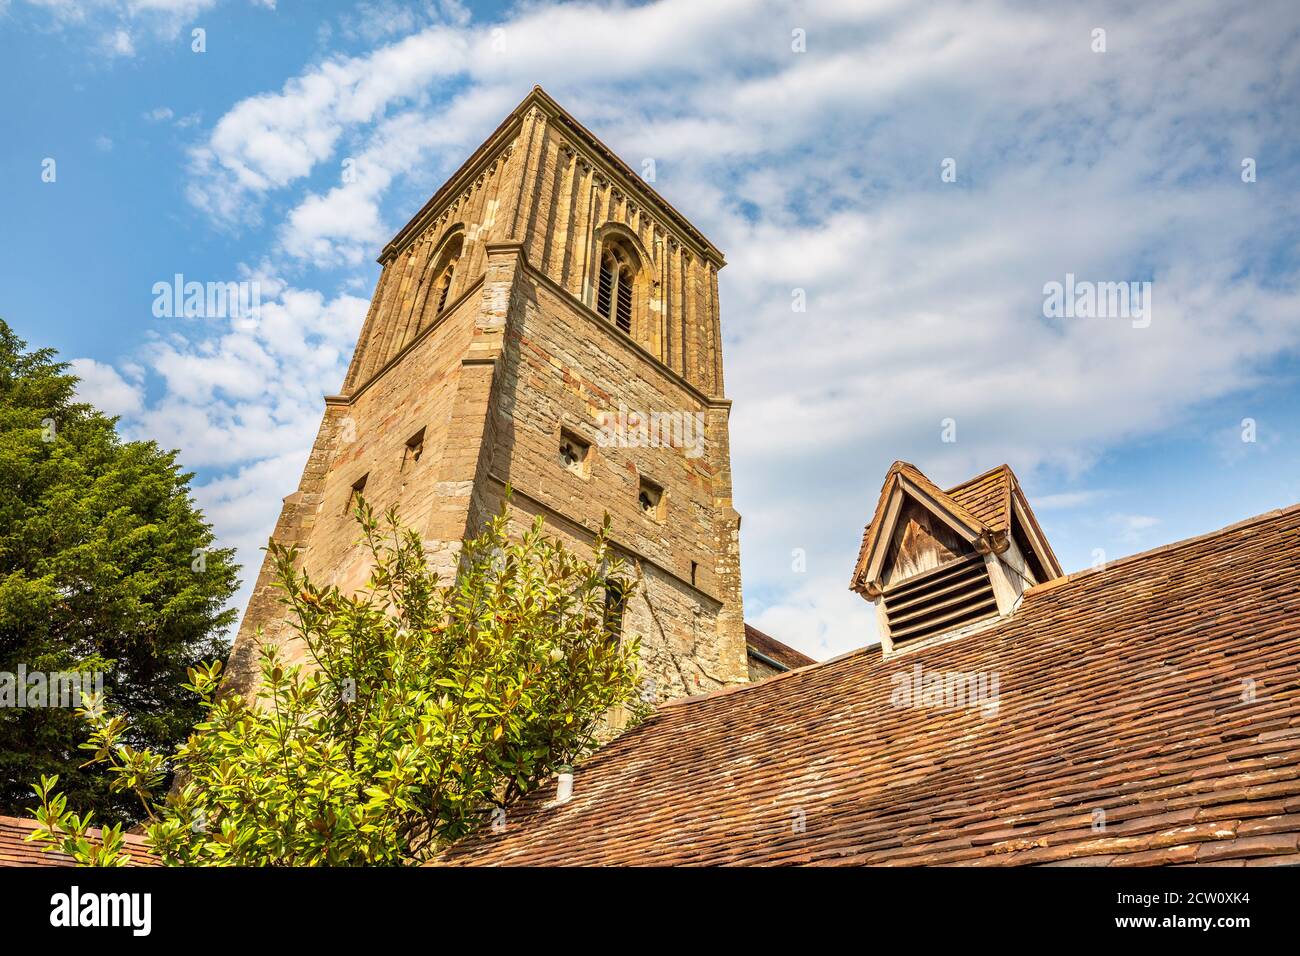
[433,240,461,316]
[596,242,636,335]
[420,231,463,329]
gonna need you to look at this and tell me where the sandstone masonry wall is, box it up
[226,89,747,704]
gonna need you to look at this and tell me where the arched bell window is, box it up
[410,229,464,338]
[596,243,636,334]
[429,233,462,318]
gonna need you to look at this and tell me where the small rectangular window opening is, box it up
[638,477,664,520]
[603,580,628,643]
[402,428,426,472]
[559,429,591,476]
[345,473,368,515]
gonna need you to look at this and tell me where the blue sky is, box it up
[2,0,1299,659]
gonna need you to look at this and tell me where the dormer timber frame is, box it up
[850,462,1063,654]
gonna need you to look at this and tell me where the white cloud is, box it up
[69,358,144,417]
[191,451,306,596]
[749,572,879,661]
[277,87,518,266]
[335,0,468,44]
[106,27,133,56]
[186,26,472,225]
[1110,514,1162,545]
[128,282,367,466]
[103,279,368,620]
[1033,491,1107,511]
[126,0,216,14]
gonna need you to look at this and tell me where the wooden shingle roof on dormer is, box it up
[947,464,1014,531]
[849,461,1062,599]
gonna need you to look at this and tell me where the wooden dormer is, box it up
[849,462,1062,654]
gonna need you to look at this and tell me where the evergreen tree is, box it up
[0,319,238,821]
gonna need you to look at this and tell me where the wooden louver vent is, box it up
[883,553,999,645]
[436,271,452,313]
[615,273,633,333]
[597,261,615,320]
[597,251,634,334]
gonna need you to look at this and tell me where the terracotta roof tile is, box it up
[443,502,1300,866]
[745,624,816,670]
[946,465,1013,532]
[0,815,157,867]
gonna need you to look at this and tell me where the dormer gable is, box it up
[849,462,1063,654]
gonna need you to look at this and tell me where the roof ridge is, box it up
[658,651,837,710]
[744,623,816,667]
[1023,500,1300,599]
[944,462,1013,493]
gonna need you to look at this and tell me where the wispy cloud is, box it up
[108,276,369,584]
[14,0,227,55]
[1032,490,1108,511]
[1110,513,1162,545]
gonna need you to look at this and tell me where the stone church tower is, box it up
[226,87,749,702]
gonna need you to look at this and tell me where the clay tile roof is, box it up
[894,461,988,530]
[442,503,1300,866]
[745,624,816,671]
[946,464,1014,532]
[0,815,157,867]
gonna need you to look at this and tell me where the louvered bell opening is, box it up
[615,271,633,333]
[436,269,453,313]
[597,261,615,320]
[883,553,999,645]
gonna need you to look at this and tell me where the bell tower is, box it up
[226,87,750,702]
